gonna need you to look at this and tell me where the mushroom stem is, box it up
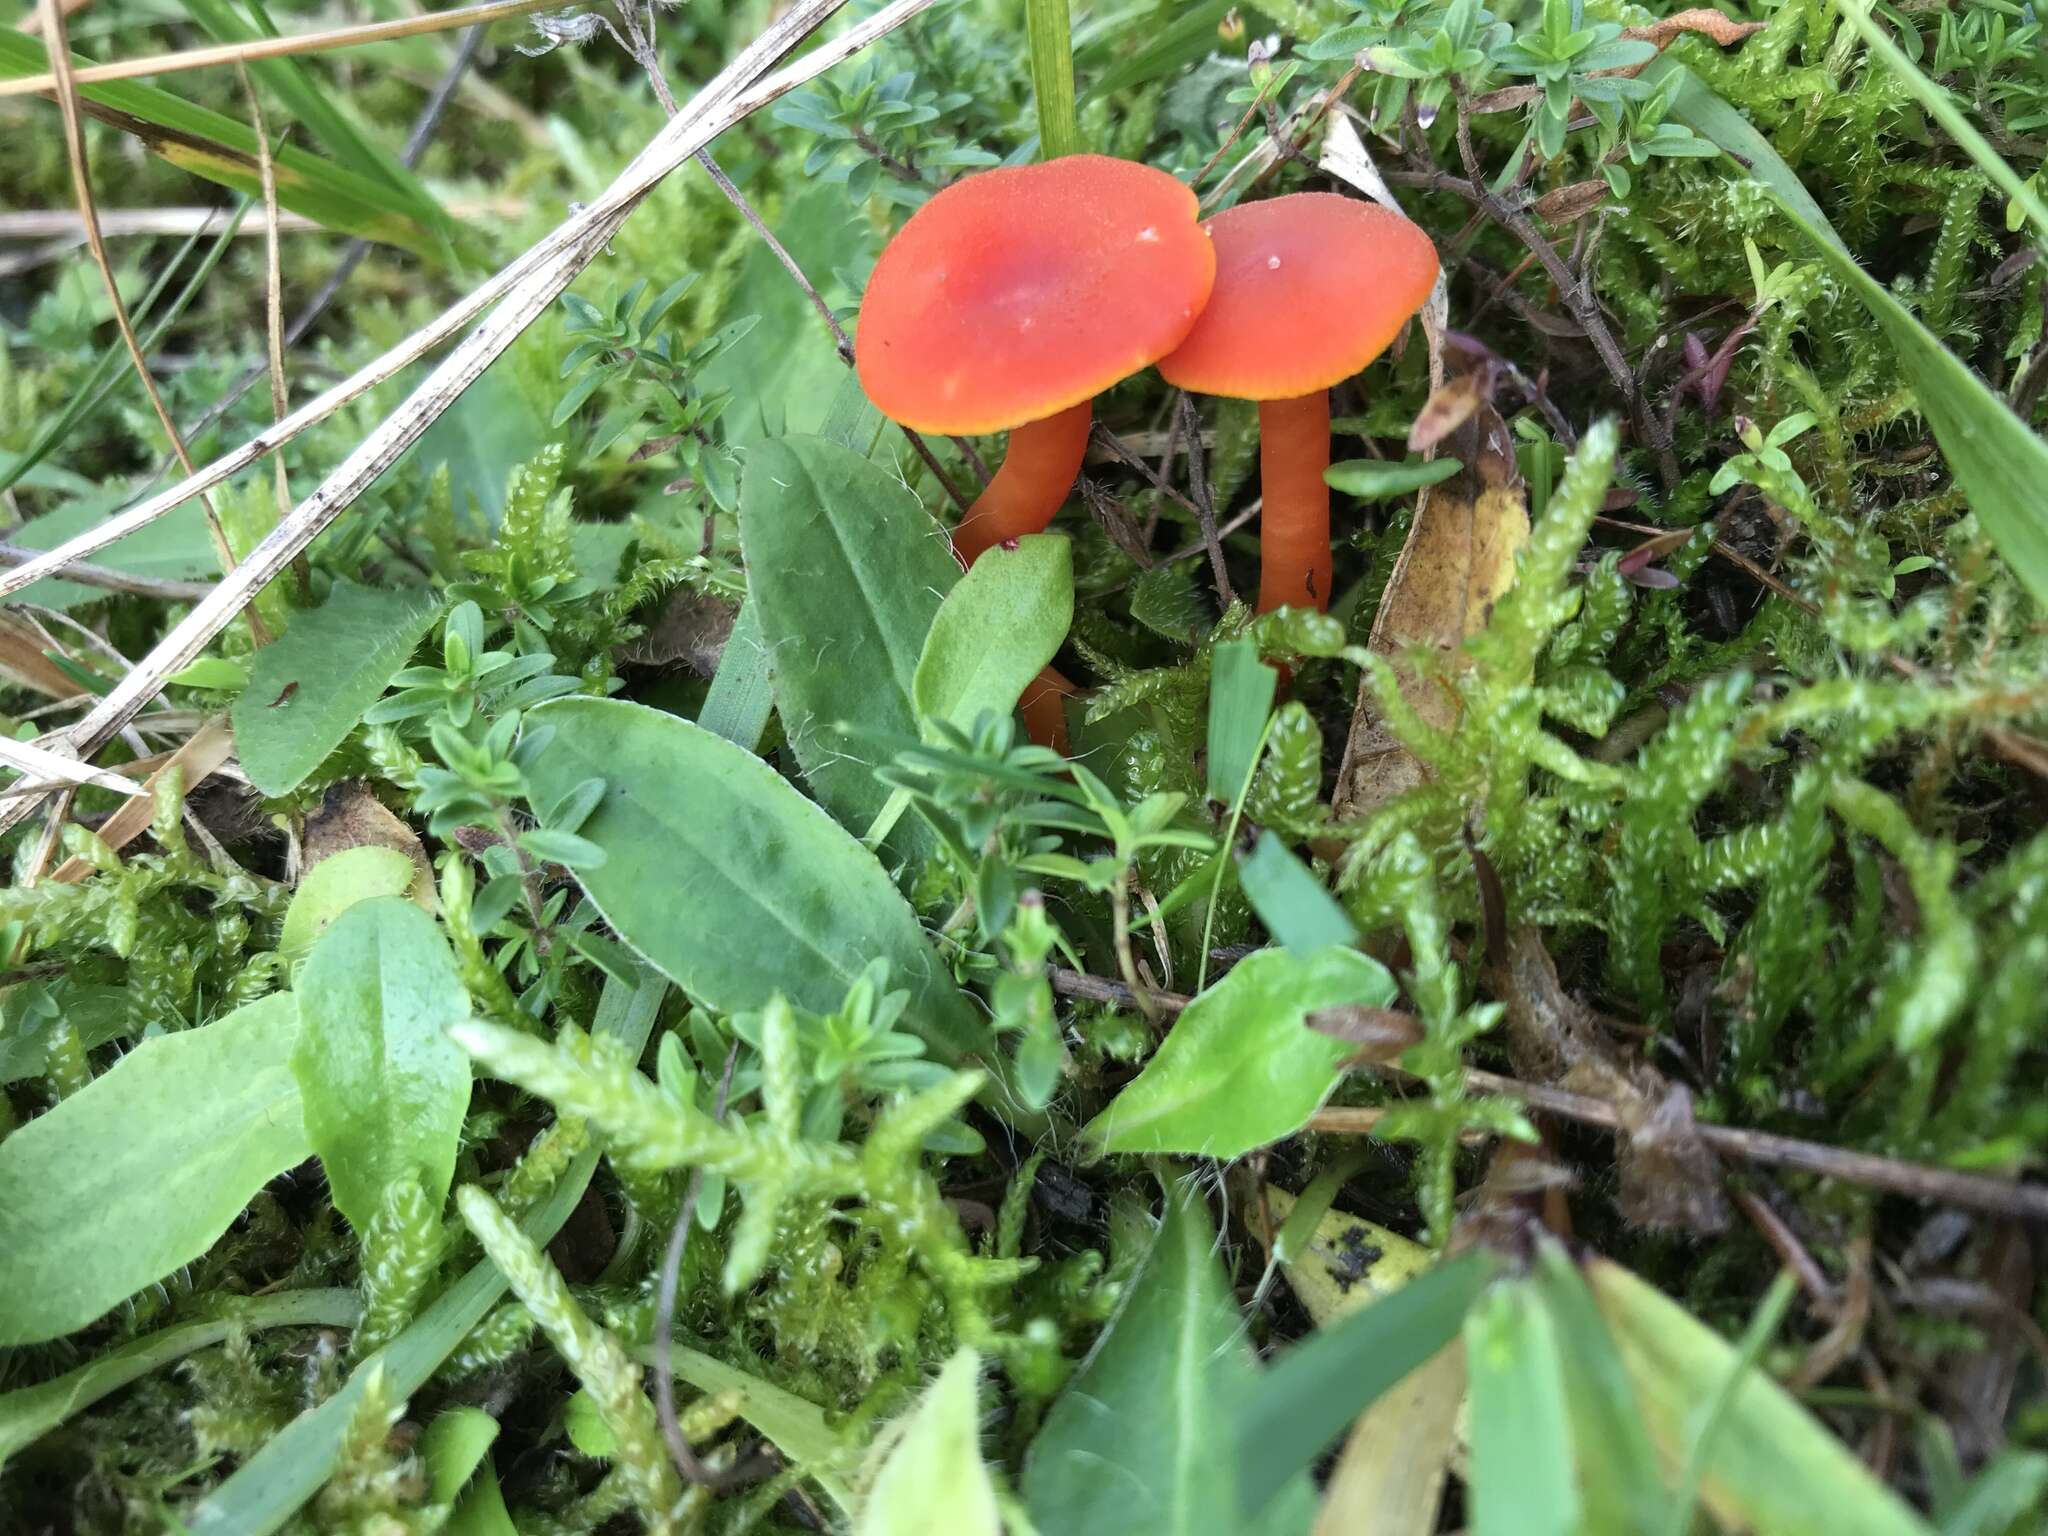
[950,401,1093,568]
[1256,390,1333,613]
[1020,667,1078,756]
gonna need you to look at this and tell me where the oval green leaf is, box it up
[0,994,309,1345]
[279,845,421,961]
[1024,1185,1316,1536]
[855,1349,1001,1536]
[1083,947,1394,1158]
[291,898,471,1234]
[521,697,984,1065]
[232,580,441,796]
[912,534,1073,736]
[1324,457,1463,500]
[739,435,959,840]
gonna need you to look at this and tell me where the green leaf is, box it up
[291,899,471,1235]
[0,982,132,1085]
[0,1289,359,1470]
[855,1349,1002,1536]
[0,994,308,1345]
[738,435,960,842]
[1652,59,2048,606]
[912,534,1073,736]
[1237,1251,1499,1518]
[279,846,421,961]
[1083,947,1395,1157]
[7,490,219,611]
[562,1389,616,1458]
[1588,1260,1934,1536]
[1207,638,1278,803]
[233,580,441,796]
[1465,1281,1580,1536]
[665,1344,856,1515]
[1024,1184,1316,1536]
[1529,1241,1666,1534]
[1773,197,2048,609]
[421,1406,501,1504]
[1237,831,1360,952]
[1325,457,1463,499]
[704,186,877,448]
[520,697,985,1067]
[699,598,775,750]
[174,0,445,235]
[186,968,666,1536]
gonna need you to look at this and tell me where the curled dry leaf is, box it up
[1623,7,1767,50]
[1335,402,1529,818]
[1529,178,1610,227]
[617,586,738,676]
[300,779,434,901]
[51,718,234,884]
[1487,927,1730,1234]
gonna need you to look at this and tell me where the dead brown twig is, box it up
[1047,966,2048,1223]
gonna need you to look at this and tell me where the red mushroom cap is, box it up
[1157,193,1438,401]
[856,155,1215,436]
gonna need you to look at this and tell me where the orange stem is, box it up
[947,401,1090,755]
[1020,667,1078,756]
[950,400,1093,567]
[1256,390,1333,613]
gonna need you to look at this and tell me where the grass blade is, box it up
[1655,58,2048,609]
[1026,0,1082,157]
[1237,1249,1496,1519]
[0,31,448,256]
[184,968,667,1536]
[1833,0,2048,244]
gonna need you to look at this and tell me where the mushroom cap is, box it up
[1157,194,1438,401]
[855,155,1215,435]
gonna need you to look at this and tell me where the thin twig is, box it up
[180,28,485,447]
[0,540,213,601]
[1176,391,1235,607]
[0,0,561,98]
[39,0,259,640]
[652,1045,778,1489]
[1450,96,1679,489]
[0,0,941,837]
[609,1,970,515]
[1047,966,2048,1223]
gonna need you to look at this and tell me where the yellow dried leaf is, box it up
[1335,404,1530,817]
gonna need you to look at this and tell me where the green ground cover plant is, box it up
[1,0,2046,1530]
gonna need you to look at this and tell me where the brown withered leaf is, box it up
[300,781,435,911]
[1529,178,1610,227]
[1406,370,1486,455]
[1623,8,1766,50]
[1334,402,1529,818]
[1305,1003,1424,1066]
[0,612,84,700]
[51,718,234,884]
[1486,926,1729,1234]
[618,586,737,677]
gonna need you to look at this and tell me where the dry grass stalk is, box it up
[0,0,942,837]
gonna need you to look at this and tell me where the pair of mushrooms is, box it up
[854,155,1439,749]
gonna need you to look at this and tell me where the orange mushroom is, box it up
[856,156,1215,752]
[1158,194,1438,613]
